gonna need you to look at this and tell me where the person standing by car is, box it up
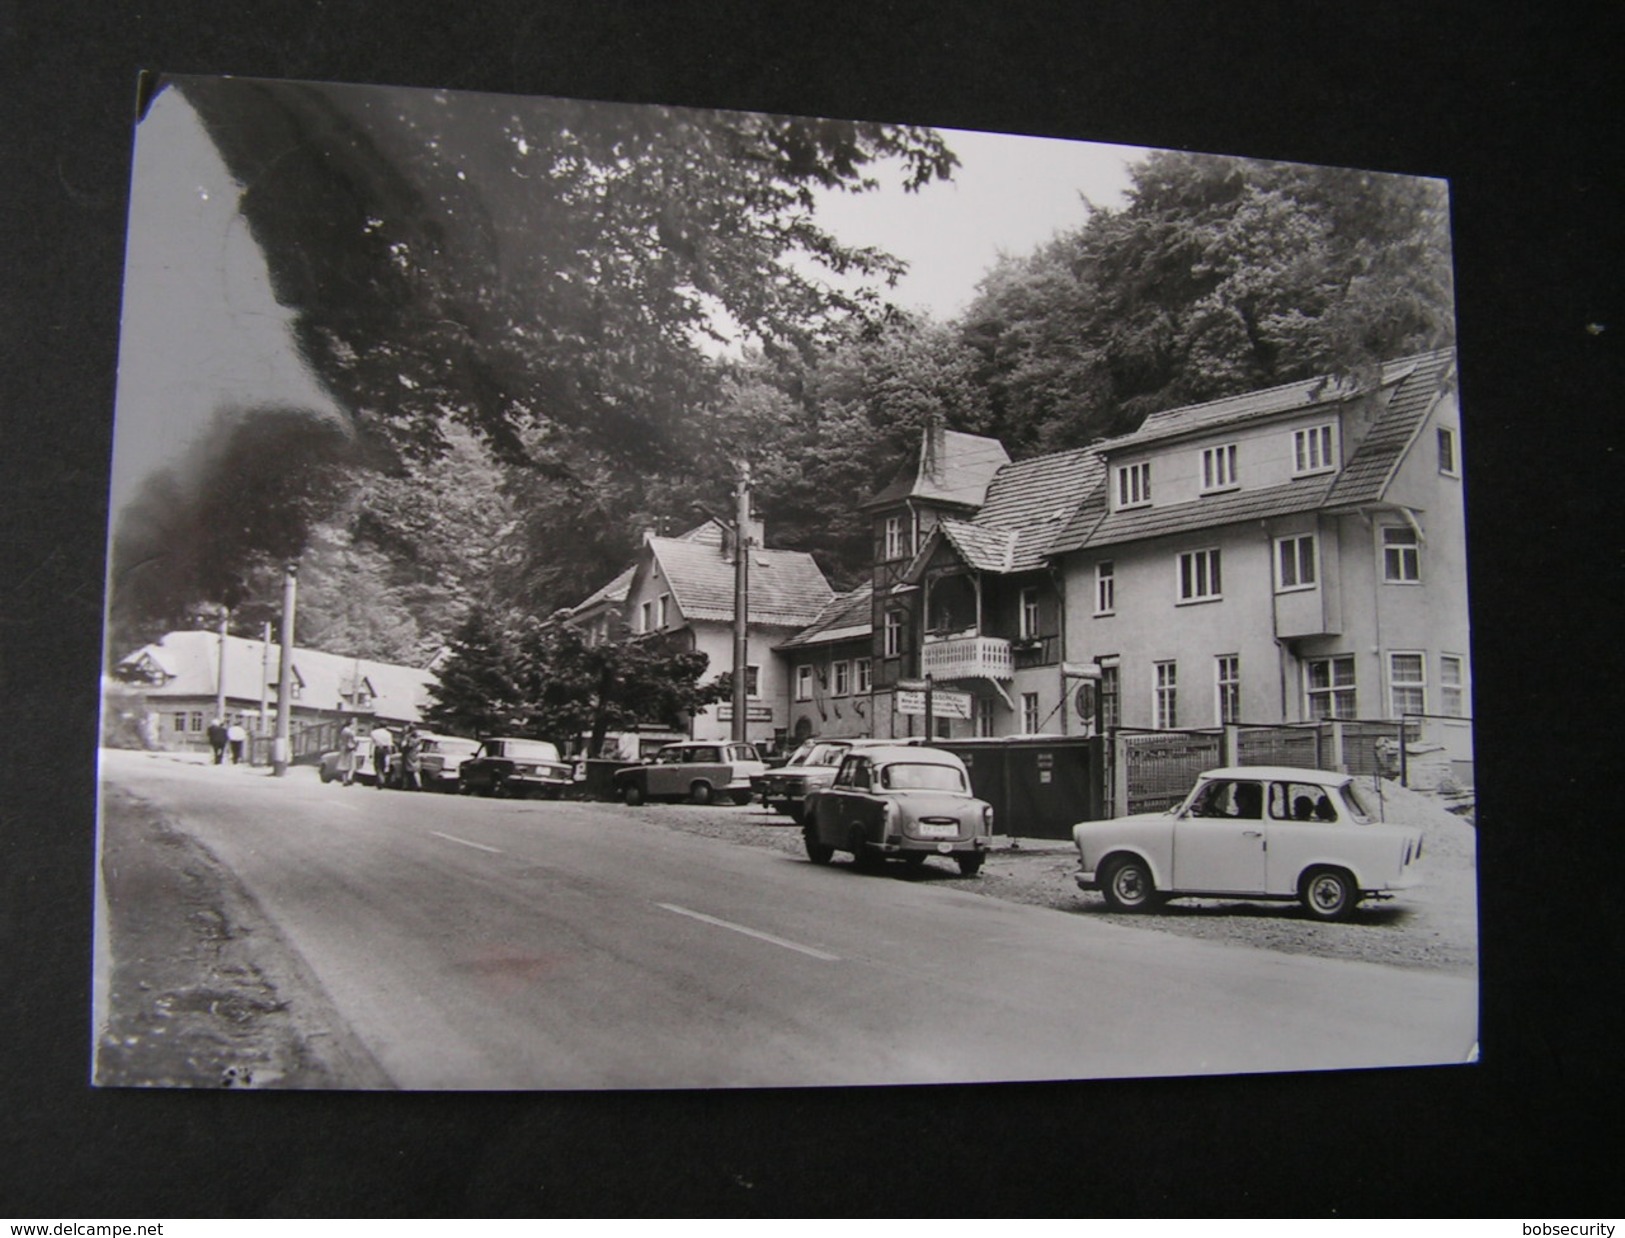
[369,721,395,787]
[338,717,361,785]
[397,722,423,791]
[207,718,228,765]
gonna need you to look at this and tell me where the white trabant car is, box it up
[1073,766,1424,921]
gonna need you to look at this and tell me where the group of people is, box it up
[338,717,426,790]
[206,718,248,765]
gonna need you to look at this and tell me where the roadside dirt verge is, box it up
[95,785,392,1089]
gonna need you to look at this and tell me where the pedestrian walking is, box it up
[369,721,395,787]
[338,717,361,786]
[397,722,423,791]
[207,718,228,765]
[227,720,247,764]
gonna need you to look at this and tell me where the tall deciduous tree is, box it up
[961,151,1455,450]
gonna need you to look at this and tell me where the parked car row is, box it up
[323,726,1424,921]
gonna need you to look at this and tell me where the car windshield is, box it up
[1341,780,1383,822]
[430,737,480,758]
[800,742,851,767]
[879,762,967,792]
[496,740,561,761]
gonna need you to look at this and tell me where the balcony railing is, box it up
[921,634,1013,681]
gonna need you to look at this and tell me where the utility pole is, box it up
[272,562,298,777]
[731,465,751,744]
[214,605,229,724]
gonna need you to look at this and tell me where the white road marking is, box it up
[430,831,503,854]
[657,903,840,962]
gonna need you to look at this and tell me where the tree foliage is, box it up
[959,150,1455,451]
[423,610,725,747]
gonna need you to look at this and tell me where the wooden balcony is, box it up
[921,634,1014,682]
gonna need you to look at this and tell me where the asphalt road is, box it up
[98,749,1479,1090]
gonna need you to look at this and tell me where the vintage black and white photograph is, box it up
[94,72,1477,1091]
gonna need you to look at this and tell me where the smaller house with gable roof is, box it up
[605,518,836,746]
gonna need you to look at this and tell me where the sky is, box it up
[810,125,1147,320]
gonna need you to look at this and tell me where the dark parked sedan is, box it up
[458,737,574,799]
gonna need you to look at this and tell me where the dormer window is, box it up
[1116,461,1151,509]
[1293,424,1337,475]
[1200,444,1239,493]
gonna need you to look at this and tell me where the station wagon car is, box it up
[802,745,994,875]
[751,737,921,820]
[1072,766,1424,921]
[612,742,767,806]
[457,737,574,798]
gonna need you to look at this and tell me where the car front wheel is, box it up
[1301,867,1358,921]
[689,782,713,806]
[955,853,984,877]
[804,830,834,865]
[621,783,644,806]
[1101,856,1159,912]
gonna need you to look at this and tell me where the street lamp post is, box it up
[272,562,298,776]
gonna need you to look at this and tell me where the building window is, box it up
[832,660,851,696]
[883,610,904,658]
[1305,655,1357,720]
[975,697,996,738]
[1116,461,1151,508]
[1388,652,1427,717]
[744,665,761,698]
[1293,424,1337,475]
[190,711,205,732]
[1275,534,1317,591]
[1438,426,1459,477]
[1153,661,1178,730]
[854,658,872,694]
[172,712,186,733]
[1216,655,1241,724]
[794,665,813,702]
[1020,587,1040,640]
[1095,561,1115,615]
[1177,548,1222,603]
[657,594,670,628]
[1440,655,1466,716]
[1021,692,1041,734]
[1201,443,1239,492]
[639,600,654,632]
[1099,660,1120,730]
[1382,525,1421,582]
[884,514,909,561]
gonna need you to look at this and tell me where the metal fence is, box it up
[1114,717,1455,815]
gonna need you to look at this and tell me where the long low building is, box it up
[109,629,436,754]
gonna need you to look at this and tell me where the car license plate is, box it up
[917,821,959,838]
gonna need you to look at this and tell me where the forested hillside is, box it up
[107,82,1453,666]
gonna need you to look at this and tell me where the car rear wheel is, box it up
[847,827,876,870]
[689,782,713,806]
[955,853,984,877]
[1101,856,1159,912]
[319,766,334,784]
[1301,867,1358,921]
[621,783,644,806]
[804,830,834,865]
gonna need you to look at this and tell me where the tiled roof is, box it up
[1080,478,1338,548]
[777,583,874,649]
[1104,371,1389,452]
[567,564,636,617]
[1325,350,1456,507]
[935,520,1015,572]
[977,447,1107,569]
[649,536,835,628]
[864,429,1011,511]
[113,630,436,722]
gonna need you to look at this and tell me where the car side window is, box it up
[1270,782,1337,822]
[1189,780,1263,819]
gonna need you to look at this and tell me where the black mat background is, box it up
[2,0,1619,1218]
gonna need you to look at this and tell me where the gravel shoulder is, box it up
[621,780,1480,976]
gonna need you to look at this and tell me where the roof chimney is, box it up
[922,415,945,482]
